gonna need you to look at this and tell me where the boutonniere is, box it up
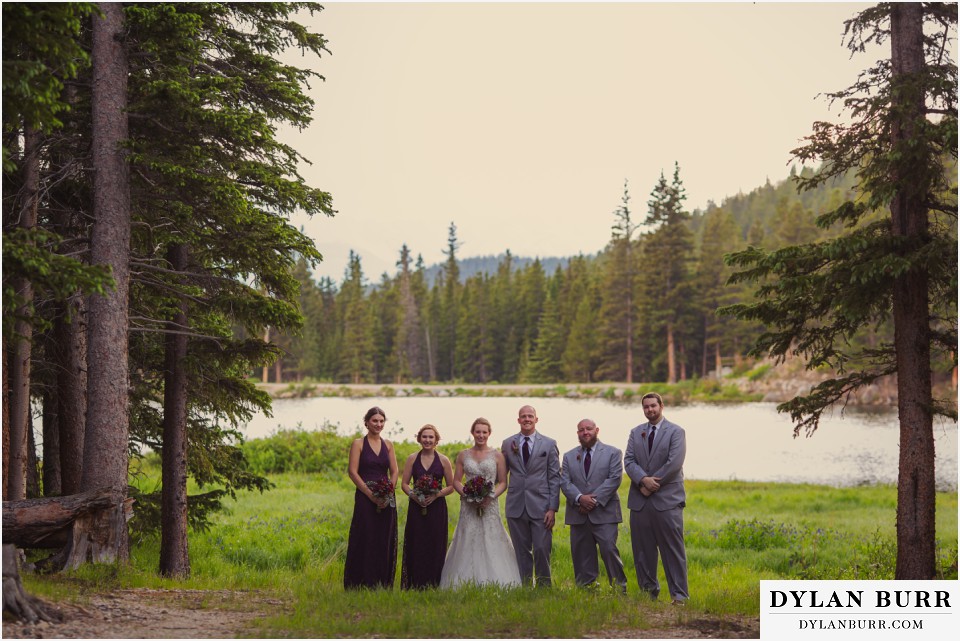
[511,440,520,455]
[576,453,581,462]
[640,431,647,440]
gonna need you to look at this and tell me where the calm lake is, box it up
[241,397,958,491]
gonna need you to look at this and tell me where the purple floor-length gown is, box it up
[400,452,448,589]
[343,436,398,589]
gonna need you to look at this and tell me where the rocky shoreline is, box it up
[258,368,906,407]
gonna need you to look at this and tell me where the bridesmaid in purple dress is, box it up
[344,406,399,589]
[400,424,455,589]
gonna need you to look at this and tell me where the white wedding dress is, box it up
[439,452,522,588]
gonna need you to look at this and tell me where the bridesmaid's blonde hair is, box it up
[416,424,440,443]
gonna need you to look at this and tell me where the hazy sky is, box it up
[281,2,876,281]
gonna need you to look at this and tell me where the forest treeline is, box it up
[268,164,917,386]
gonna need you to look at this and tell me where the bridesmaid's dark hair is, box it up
[416,424,440,443]
[364,406,386,425]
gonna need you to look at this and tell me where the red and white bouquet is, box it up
[411,474,442,515]
[462,475,494,517]
[366,477,396,512]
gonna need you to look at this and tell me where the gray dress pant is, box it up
[629,506,688,600]
[508,510,553,586]
[570,521,627,590]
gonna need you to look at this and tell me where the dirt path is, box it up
[3,588,759,638]
[2,588,278,639]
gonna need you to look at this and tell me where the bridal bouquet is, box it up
[462,476,494,517]
[366,478,396,513]
[411,474,442,515]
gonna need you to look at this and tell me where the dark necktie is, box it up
[648,425,656,452]
[522,437,530,464]
[583,448,592,476]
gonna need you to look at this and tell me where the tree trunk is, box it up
[425,325,436,381]
[3,340,9,500]
[56,294,87,495]
[159,244,191,578]
[7,126,41,502]
[701,318,709,379]
[42,392,62,497]
[82,1,131,564]
[666,322,676,384]
[262,327,271,382]
[625,311,633,384]
[2,544,60,623]
[715,342,723,380]
[26,425,40,499]
[889,2,936,580]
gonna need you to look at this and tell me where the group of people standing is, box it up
[342,393,689,604]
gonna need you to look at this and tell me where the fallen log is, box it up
[3,488,133,571]
[2,488,120,548]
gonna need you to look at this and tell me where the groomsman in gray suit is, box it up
[624,392,689,604]
[560,419,628,592]
[502,405,561,587]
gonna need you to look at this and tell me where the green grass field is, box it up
[20,432,959,638]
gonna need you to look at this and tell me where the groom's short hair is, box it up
[641,392,663,407]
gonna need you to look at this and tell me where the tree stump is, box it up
[2,544,60,623]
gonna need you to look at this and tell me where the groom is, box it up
[502,405,561,587]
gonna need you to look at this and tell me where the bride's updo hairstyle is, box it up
[364,406,386,426]
[470,417,491,434]
[416,424,440,443]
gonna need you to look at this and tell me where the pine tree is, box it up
[642,164,696,383]
[693,207,750,377]
[437,223,462,380]
[525,292,565,382]
[563,285,601,382]
[337,252,375,384]
[723,3,957,578]
[395,245,425,382]
[594,181,640,382]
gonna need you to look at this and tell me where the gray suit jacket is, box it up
[624,418,686,512]
[502,431,561,519]
[560,441,623,526]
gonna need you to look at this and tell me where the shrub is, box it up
[716,518,798,551]
[243,427,352,477]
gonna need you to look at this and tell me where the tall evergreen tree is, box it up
[120,2,331,575]
[396,245,425,382]
[438,222,462,380]
[723,3,957,578]
[1,2,106,501]
[563,281,601,382]
[525,291,565,382]
[595,181,641,381]
[81,0,132,562]
[488,250,518,382]
[337,252,374,383]
[643,163,695,383]
[693,207,748,377]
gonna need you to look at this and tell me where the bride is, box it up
[439,417,522,588]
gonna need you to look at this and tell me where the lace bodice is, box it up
[462,451,497,484]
